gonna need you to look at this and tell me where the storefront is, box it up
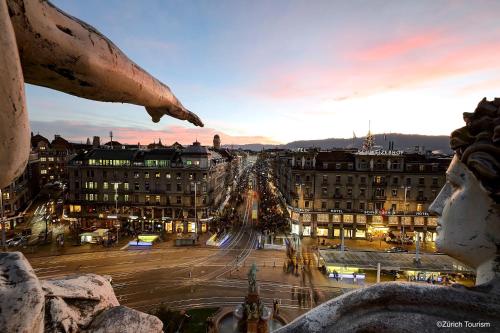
[175,221,184,233]
[316,226,328,237]
[187,222,196,233]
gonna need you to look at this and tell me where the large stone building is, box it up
[0,152,39,232]
[66,141,240,233]
[273,149,451,242]
[31,133,75,187]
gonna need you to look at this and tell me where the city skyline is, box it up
[28,0,500,144]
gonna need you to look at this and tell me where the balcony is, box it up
[372,181,387,186]
[333,193,343,199]
[372,195,387,200]
[416,196,427,202]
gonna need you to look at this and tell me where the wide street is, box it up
[25,180,351,322]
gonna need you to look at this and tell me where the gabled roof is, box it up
[184,141,209,155]
[31,134,50,148]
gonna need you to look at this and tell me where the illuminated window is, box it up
[103,182,108,190]
[194,160,200,166]
[48,157,54,162]
[124,194,129,202]
[41,157,47,162]
[124,182,129,190]
[155,172,160,178]
[186,160,192,165]
[166,173,171,179]
[103,194,109,201]
[41,170,47,174]
[145,172,150,179]
[155,195,161,203]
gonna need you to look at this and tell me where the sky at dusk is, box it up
[28,0,500,145]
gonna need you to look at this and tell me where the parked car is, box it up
[7,235,27,247]
[386,246,408,253]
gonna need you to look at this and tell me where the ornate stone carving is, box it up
[0,0,203,188]
[0,252,162,333]
[277,98,500,332]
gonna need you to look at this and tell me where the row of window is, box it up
[82,181,208,192]
[83,193,207,205]
[296,174,440,186]
[78,170,208,181]
[297,200,425,212]
[87,159,202,167]
[314,187,434,198]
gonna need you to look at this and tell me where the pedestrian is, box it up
[297,292,302,307]
[291,287,295,299]
[189,271,192,279]
[136,238,139,246]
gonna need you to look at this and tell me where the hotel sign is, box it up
[356,150,404,156]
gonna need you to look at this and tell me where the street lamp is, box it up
[401,186,411,246]
[0,189,6,251]
[110,182,122,242]
[191,181,201,235]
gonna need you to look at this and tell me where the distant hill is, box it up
[222,134,452,154]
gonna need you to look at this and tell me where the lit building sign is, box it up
[355,215,366,224]
[356,150,404,156]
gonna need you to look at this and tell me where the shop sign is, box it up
[416,211,429,216]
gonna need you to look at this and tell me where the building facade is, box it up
[0,152,39,232]
[31,133,74,187]
[273,149,451,242]
[66,142,237,233]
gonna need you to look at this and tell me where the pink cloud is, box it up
[253,33,500,101]
[30,120,280,146]
[352,32,445,62]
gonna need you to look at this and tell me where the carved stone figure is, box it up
[0,0,203,189]
[248,263,258,293]
[0,252,162,333]
[277,98,500,332]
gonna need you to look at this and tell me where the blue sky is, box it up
[28,0,500,145]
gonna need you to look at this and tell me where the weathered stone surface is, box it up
[1,0,202,189]
[0,252,44,333]
[277,281,500,333]
[86,305,163,333]
[0,252,162,333]
[42,274,119,332]
[0,0,30,189]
